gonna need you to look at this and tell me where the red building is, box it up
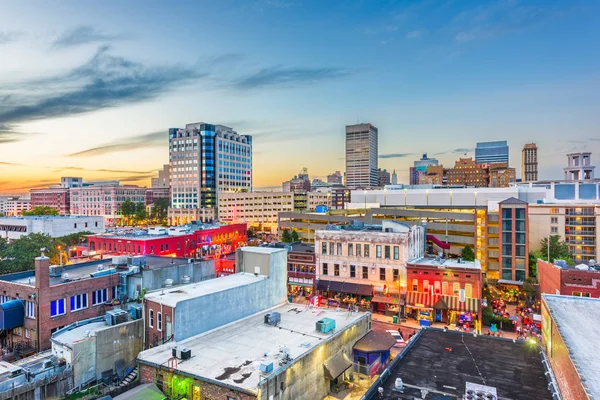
[30,187,70,215]
[538,259,600,298]
[87,223,247,260]
[405,258,483,326]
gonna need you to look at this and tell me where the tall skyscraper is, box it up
[475,141,509,164]
[391,169,398,185]
[169,123,252,211]
[345,123,378,188]
[410,153,439,185]
[521,143,538,182]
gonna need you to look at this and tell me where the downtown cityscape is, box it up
[1,1,600,400]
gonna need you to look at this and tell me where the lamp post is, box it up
[57,245,63,266]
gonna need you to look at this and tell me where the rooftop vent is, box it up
[172,346,191,360]
[164,279,174,287]
[48,265,64,277]
[182,275,191,284]
[264,312,281,326]
[61,273,71,282]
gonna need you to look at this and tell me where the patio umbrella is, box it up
[490,324,498,333]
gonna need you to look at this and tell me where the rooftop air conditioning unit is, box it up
[316,318,336,333]
[48,265,64,277]
[164,279,174,287]
[264,312,281,326]
[105,308,128,326]
[259,361,273,374]
[172,346,191,360]
[112,256,128,267]
[129,304,142,320]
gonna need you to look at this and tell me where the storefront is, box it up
[317,280,373,310]
[439,295,480,326]
[405,292,441,325]
[371,294,400,316]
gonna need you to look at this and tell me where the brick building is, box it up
[30,187,71,215]
[282,242,316,297]
[538,259,600,298]
[446,158,489,187]
[489,162,516,188]
[498,197,529,282]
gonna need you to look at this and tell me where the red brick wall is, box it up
[145,300,174,348]
[561,270,600,298]
[407,265,482,298]
[538,260,562,295]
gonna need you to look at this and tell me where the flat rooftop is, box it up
[145,272,266,307]
[138,303,368,392]
[376,329,552,400]
[51,320,107,348]
[408,257,482,271]
[543,295,600,398]
[0,215,102,221]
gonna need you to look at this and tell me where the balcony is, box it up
[565,210,595,216]
[566,240,596,246]
[565,220,596,227]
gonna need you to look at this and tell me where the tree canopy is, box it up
[22,206,59,216]
[461,245,475,261]
[0,233,59,273]
[281,229,292,243]
[540,235,573,265]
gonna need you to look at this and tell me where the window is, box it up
[92,288,108,305]
[322,243,327,255]
[50,299,66,317]
[149,309,154,327]
[412,279,418,291]
[572,292,590,297]
[25,328,30,339]
[465,284,472,298]
[112,286,117,300]
[334,264,340,276]
[350,265,356,278]
[337,243,342,256]
[364,244,369,257]
[551,227,558,234]
[423,280,429,292]
[376,245,382,259]
[393,269,399,281]
[442,282,448,295]
[453,283,460,295]
[551,217,558,224]
[356,244,361,257]
[160,244,164,252]
[362,266,368,279]
[384,246,390,259]
[348,243,353,257]
[329,242,334,255]
[70,293,88,312]
[379,268,386,281]
[550,208,559,214]
[26,301,35,319]
[322,263,328,275]
[157,312,162,331]
[393,246,399,260]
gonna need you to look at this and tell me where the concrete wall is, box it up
[0,368,73,400]
[174,249,288,342]
[95,319,143,380]
[72,336,96,388]
[140,260,216,293]
[257,313,371,400]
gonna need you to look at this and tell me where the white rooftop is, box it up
[145,273,267,307]
[51,321,107,348]
[409,257,482,271]
[543,295,600,398]
[138,303,368,392]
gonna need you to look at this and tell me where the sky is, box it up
[1,0,600,193]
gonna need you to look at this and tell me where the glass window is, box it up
[322,263,328,275]
[384,246,390,259]
[379,268,386,281]
[329,242,334,255]
[356,244,361,257]
[348,243,353,257]
[322,243,327,255]
[26,301,35,319]
[515,220,526,232]
[502,233,512,243]
[92,288,108,305]
[516,245,526,257]
[442,282,448,295]
[70,293,88,312]
[376,245,382,258]
[393,246,399,260]
[515,208,525,219]
[434,281,441,294]
[362,266,368,279]
[364,244,369,257]
[393,269,399,281]
[412,279,418,291]
[350,265,356,278]
[334,264,340,276]
[50,299,66,317]
[465,284,472,298]
[515,270,525,281]
[516,233,526,245]
[502,244,512,256]
[149,309,154,327]
[157,312,162,331]
[452,282,460,294]
[337,243,342,256]
[502,208,512,218]
[551,226,558,234]
[423,280,429,292]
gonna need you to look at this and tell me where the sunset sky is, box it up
[1,0,600,194]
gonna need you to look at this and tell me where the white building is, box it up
[564,152,595,181]
[70,184,146,223]
[218,191,295,232]
[3,198,31,216]
[315,220,425,312]
[345,123,378,189]
[0,216,105,240]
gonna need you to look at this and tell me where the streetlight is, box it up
[57,245,63,266]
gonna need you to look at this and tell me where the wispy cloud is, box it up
[379,153,415,159]
[52,26,126,48]
[453,147,474,153]
[0,124,39,144]
[0,45,205,125]
[52,166,155,175]
[233,66,354,90]
[0,161,25,166]
[0,31,22,44]
[405,30,426,39]
[68,131,166,157]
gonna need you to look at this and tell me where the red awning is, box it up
[406,292,441,308]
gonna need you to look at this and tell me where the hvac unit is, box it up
[316,318,336,333]
[182,275,191,284]
[105,309,129,326]
[112,256,128,267]
[164,279,174,287]
[129,304,143,320]
[264,312,281,326]
[172,346,192,360]
[48,265,64,277]
[128,256,146,267]
[259,362,274,374]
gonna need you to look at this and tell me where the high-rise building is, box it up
[446,158,489,187]
[410,154,439,185]
[345,123,378,188]
[521,143,538,182]
[475,141,509,164]
[498,198,529,282]
[169,123,252,211]
[564,152,595,181]
[282,167,311,192]
[391,169,398,185]
[326,171,343,184]
[378,168,391,186]
[151,164,170,188]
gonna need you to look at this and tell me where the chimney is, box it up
[35,256,50,289]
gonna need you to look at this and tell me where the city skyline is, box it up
[1,0,600,193]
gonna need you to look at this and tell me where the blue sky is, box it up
[1,0,599,192]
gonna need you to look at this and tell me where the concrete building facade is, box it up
[522,143,538,182]
[70,184,147,224]
[345,123,378,189]
[564,152,595,181]
[0,216,104,240]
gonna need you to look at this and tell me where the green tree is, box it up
[461,245,475,261]
[528,251,541,278]
[291,230,299,242]
[134,202,147,225]
[22,206,59,216]
[247,228,256,239]
[540,235,573,265]
[120,200,135,225]
[0,233,59,273]
[57,232,93,247]
[281,229,292,243]
[152,198,169,225]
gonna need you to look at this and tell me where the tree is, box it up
[57,231,93,247]
[461,245,475,261]
[0,233,59,273]
[121,200,135,225]
[281,229,292,243]
[528,251,541,278]
[291,230,299,243]
[247,228,256,239]
[134,202,147,225]
[22,206,59,216]
[540,235,573,265]
[152,198,169,225]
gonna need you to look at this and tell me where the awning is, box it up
[0,299,24,330]
[371,295,398,304]
[324,353,352,380]
[317,280,343,292]
[497,279,524,286]
[317,280,372,296]
[442,295,480,313]
[405,292,441,308]
[433,297,449,310]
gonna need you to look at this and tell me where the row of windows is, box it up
[50,287,116,318]
[411,279,473,297]
[321,242,400,260]
[322,263,400,281]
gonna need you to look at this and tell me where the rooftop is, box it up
[374,329,552,400]
[138,303,368,392]
[543,295,600,399]
[0,215,102,221]
[408,256,482,271]
[51,319,107,348]
[144,272,267,307]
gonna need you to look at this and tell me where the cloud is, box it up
[405,30,426,39]
[379,153,415,159]
[0,161,25,166]
[0,124,39,144]
[453,147,474,153]
[0,31,22,44]
[52,166,156,175]
[0,46,205,124]
[68,130,166,157]
[52,26,126,48]
[233,66,353,89]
